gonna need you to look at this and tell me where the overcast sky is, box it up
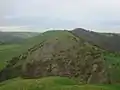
[0,0,120,32]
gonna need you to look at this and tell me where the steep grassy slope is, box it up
[71,28,120,83]
[0,30,108,84]
[0,31,66,70]
[0,44,21,70]
[0,31,71,67]
[104,52,120,83]
[0,77,120,90]
[72,28,120,52]
[0,31,58,70]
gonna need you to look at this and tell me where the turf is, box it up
[0,77,119,90]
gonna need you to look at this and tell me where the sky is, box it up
[0,0,120,32]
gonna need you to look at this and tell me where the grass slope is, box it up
[0,31,73,70]
[0,44,22,70]
[72,28,120,52]
[104,52,120,83]
[0,77,120,90]
[0,30,120,89]
[0,30,108,83]
[71,29,120,83]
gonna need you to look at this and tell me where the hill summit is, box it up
[72,28,120,52]
[0,31,108,84]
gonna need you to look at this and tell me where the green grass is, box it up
[0,44,23,70]
[104,52,120,83]
[0,77,119,90]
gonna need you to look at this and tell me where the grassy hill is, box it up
[72,28,120,52]
[0,77,120,90]
[0,31,72,70]
[0,30,120,89]
[0,30,108,84]
[71,28,120,83]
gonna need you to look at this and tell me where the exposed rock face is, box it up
[0,31,108,84]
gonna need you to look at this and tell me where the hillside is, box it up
[71,28,120,52]
[0,30,108,84]
[0,32,39,70]
[0,31,39,44]
[0,31,66,70]
[0,30,120,90]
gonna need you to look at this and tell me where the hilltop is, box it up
[72,28,120,52]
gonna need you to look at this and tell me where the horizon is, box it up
[0,27,120,34]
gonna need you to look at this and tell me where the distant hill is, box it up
[6,32,39,39]
[71,28,120,52]
[0,32,39,44]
